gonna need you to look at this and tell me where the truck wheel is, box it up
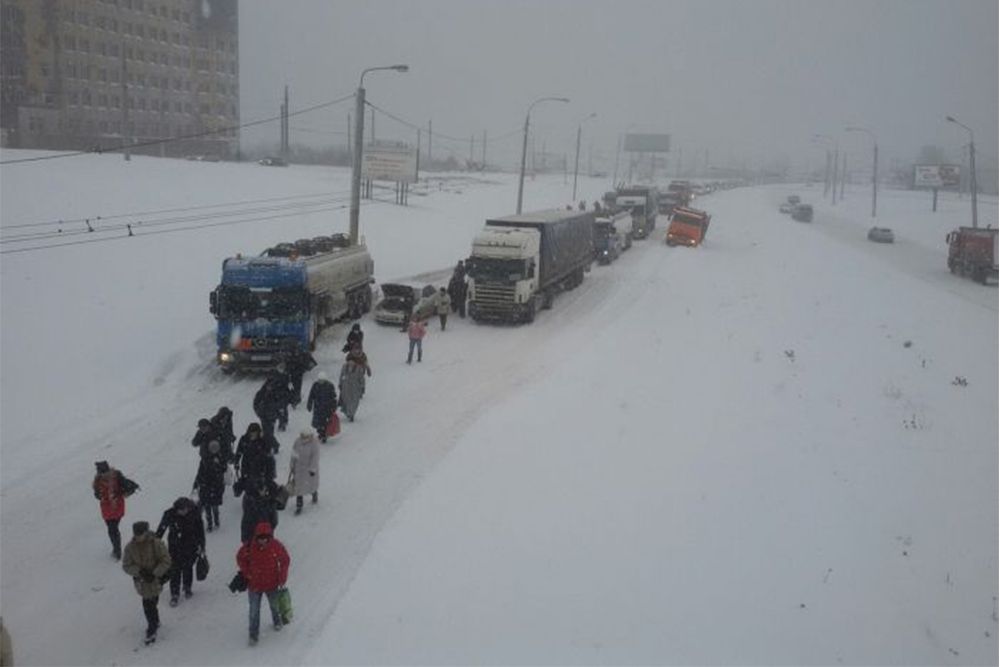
[525,301,536,323]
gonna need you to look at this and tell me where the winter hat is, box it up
[317,371,328,381]
[95,461,110,474]
[132,521,149,536]
[351,323,361,331]
[198,418,211,428]
[207,440,220,454]
[300,429,313,439]
[247,423,262,434]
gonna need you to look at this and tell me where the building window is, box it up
[77,13,88,26]
[135,24,143,37]
[64,34,76,50]
[80,39,90,52]
[110,18,118,32]
[109,43,119,57]
[99,68,108,82]
[111,70,120,82]
[99,120,109,133]
[174,101,182,112]
[99,94,108,107]
[40,63,50,77]
[82,90,92,105]
[66,62,77,78]
[199,103,209,114]
[112,96,120,108]
[69,91,79,105]
[29,117,44,132]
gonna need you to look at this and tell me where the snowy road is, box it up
[1,153,996,665]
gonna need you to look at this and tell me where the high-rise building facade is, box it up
[1,0,239,158]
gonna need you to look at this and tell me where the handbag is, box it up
[195,553,210,581]
[284,469,296,497]
[275,587,293,624]
[274,485,290,511]
[224,465,235,487]
[228,571,247,593]
[325,411,341,438]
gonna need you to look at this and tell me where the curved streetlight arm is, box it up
[360,64,409,87]
[946,115,973,136]
[517,96,569,213]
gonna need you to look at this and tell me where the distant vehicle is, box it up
[615,186,658,239]
[666,206,711,247]
[779,202,795,214]
[667,181,693,207]
[593,210,631,264]
[867,227,895,244]
[258,156,289,167]
[946,226,998,284]
[186,154,221,162]
[373,283,437,326]
[657,192,681,216]
[791,204,813,222]
[787,195,801,204]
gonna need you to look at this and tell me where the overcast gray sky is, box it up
[239,0,997,175]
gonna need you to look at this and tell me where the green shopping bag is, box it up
[276,587,293,624]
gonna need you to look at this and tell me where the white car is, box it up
[373,283,438,326]
[779,202,795,214]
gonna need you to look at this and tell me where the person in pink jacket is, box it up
[406,315,427,364]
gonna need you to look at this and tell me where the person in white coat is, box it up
[289,430,319,515]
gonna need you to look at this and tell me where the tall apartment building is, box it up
[1,0,239,158]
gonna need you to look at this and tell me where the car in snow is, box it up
[791,204,814,222]
[258,156,289,167]
[373,283,438,326]
[867,227,895,243]
[779,202,795,214]
[787,195,801,205]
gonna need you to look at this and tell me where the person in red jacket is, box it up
[92,461,139,560]
[236,522,290,646]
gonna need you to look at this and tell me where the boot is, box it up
[312,491,318,504]
[169,595,179,607]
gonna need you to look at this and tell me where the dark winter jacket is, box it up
[122,531,171,599]
[209,407,236,455]
[236,522,290,593]
[284,349,317,379]
[342,326,364,353]
[234,432,277,481]
[306,379,338,429]
[193,451,228,507]
[253,376,289,421]
[240,481,281,543]
[155,498,206,566]
[191,423,222,459]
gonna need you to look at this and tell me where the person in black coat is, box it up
[155,496,206,606]
[306,372,338,442]
[234,423,277,483]
[209,406,235,461]
[254,370,291,436]
[191,418,221,459]
[192,440,227,532]
[448,261,468,318]
[238,477,281,544]
[283,348,317,408]
[342,323,364,353]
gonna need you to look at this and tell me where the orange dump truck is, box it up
[665,206,711,247]
[946,226,998,284]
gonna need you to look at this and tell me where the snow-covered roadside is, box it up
[1,152,996,665]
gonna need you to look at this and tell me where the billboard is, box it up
[624,133,671,153]
[362,142,418,183]
[914,164,960,189]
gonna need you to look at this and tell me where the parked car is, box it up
[787,195,801,205]
[779,202,795,214]
[373,283,437,326]
[791,204,813,222]
[867,227,895,243]
[258,156,289,167]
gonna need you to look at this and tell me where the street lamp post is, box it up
[349,64,409,245]
[812,134,833,198]
[572,112,597,202]
[946,116,978,228]
[517,96,569,214]
[846,126,878,218]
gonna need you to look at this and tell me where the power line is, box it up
[0,92,357,166]
[364,98,522,145]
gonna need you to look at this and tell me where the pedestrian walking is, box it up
[237,477,282,544]
[122,521,171,644]
[342,322,364,353]
[289,430,319,515]
[236,522,290,646]
[93,461,139,560]
[406,315,427,364]
[155,497,206,607]
[209,406,236,461]
[254,369,291,437]
[435,287,451,330]
[339,343,371,422]
[234,423,277,484]
[191,418,221,459]
[306,372,338,442]
[283,348,317,408]
[448,261,468,319]
[193,441,227,532]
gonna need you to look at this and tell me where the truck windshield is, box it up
[219,285,308,320]
[467,257,528,281]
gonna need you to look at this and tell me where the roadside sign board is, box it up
[362,142,418,183]
[914,164,960,189]
[624,133,671,153]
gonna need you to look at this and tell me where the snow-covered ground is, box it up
[1,150,996,665]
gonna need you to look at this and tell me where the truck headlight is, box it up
[219,352,233,363]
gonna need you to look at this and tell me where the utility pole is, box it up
[831,145,839,205]
[823,150,830,197]
[347,113,351,160]
[369,108,375,143]
[839,152,847,202]
[470,133,474,164]
[121,42,130,161]
[428,119,432,163]
[482,129,486,167]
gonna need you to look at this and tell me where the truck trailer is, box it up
[615,186,658,239]
[946,226,998,285]
[209,239,374,372]
[467,209,593,323]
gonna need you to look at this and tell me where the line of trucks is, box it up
[207,182,716,371]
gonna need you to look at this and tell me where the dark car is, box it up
[791,204,813,222]
[867,227,895,243]
[258,156,289,167]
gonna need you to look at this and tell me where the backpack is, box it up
[118,471,140,497]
